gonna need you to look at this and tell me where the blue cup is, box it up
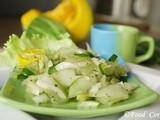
[90,23,154,64]
[90,24,125,64]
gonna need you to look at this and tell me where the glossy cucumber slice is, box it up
[52,68,78,87]
[96,84,129,105]
[68,73,97,98]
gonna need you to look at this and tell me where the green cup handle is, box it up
[135,36,155,63]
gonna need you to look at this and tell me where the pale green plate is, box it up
[0,73,158,118]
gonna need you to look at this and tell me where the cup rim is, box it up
[92,23,139,33]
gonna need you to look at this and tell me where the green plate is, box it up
[0,73,158,118]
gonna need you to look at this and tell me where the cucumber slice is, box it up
[26,81,43,95]
[36,73,67,99]
[119,82,136,94]
[77,59,96,75]
[76,93,89,102]
[68,73,97,98]
[89,82,102,97]
[110,77,119,84]
[32,93,49,104]
[95,84,129,105]
[99,62,128,77]
[55,62,77,71]
[45,89,68,104]
[100,75,109,87]
[99,63,114,76]
[52,68,78,87]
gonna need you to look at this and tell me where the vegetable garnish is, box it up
[17,68,35,81]
[108,54,118,62]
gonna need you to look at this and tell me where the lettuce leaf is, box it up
[0,32,77,67]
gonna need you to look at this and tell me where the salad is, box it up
[1,34,135,108]
[0,32,136,109]
[13,47,135,108]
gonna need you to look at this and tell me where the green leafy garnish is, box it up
[108,54,118,62]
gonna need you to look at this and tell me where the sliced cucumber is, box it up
[95,84,129,105]
[110,77,119,84]
[77,58,96,75]
[68,73,97,98]
[119,82,136,94]
[45,89,68,104]
[55,62,77,71]
[99,63,114,76]
[36,73,67,99]
[89,82,102,97]
[26,81,43,95]
[76,93,89,102]
[100,75,109,87]
[52,68,78,87]
[32,93,49,104]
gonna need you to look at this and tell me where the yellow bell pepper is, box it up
[21,0,93,42]
[18,48,45,66]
